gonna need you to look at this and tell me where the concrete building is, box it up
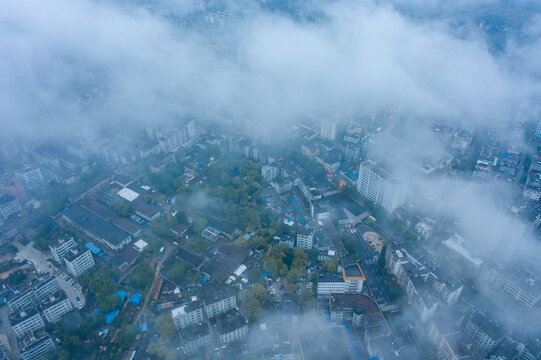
[296,227,314,250]
[320,120,336,140]
[357,160,406,213]
[181,323,213,355]
[9,277,61,313]
[18,330,55,360]
[215,314,248,344]
[41,292,73,324]
[427,315,473,360]
[261,163,281,183]
[524,161,541,201]
[464,312,502,355]
[328,294,388,335]
[385,246,439,323]
[0,193,22,219]
[10,309,45,339]
[63,205,131,250]
[204,293,237,319]
[171,300,205,329]
[317,264,365,296]
[49,237,77,263]
[64,247,95,277]
[14,165,44,188]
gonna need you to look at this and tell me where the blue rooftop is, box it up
[85,242,102,255]
[129,293,142,304]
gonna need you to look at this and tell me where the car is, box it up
[76,297,80,302]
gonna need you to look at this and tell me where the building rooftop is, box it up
[342,263,366,281]
[215,314,247,334]
[63,205,130,247]
[181,322,211,343]
[171,299,204,317]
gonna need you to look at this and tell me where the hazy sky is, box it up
[2,0,541,264]
[2,0,540,138]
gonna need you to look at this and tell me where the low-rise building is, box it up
[317,264,365,296]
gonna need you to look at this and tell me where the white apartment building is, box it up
[49,237,76,263]
[19,332,55,360]
[64,248,95,277]
[357,161,406,213]
[11,311,45,339]
[216,315,248,344]
[296,227,314,250]
[320,120,336,140]
[171,300,205,329]
[41,295,73,324]
[204,294,236,319]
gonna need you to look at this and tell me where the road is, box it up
[346,225,390,305]
[0,306,21,360]
[132,242,173,326]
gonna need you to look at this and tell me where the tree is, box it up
[342,236,355,254]
[111,200,133,217]
[249,235,269,249]
[117,325,137,350]
[166,262,189,281]
[128,264,154,289]
[100,293,121,314]
[300,289,316,309]
[322,257,340,273]
[155,314,178,341]
[147,342,175,360]
[192,217,208,233]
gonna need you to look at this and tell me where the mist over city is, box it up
[1,1,541,360]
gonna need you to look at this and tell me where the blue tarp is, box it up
[105,310,119,324]
[116,291,127,302]
[129,293,142,304]
[85,242,101,255]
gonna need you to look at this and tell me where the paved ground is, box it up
[14,242,57,274]
[56,272,85,309]
[0,306,21,360]
[348,226,389,305]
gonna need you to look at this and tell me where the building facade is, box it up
[357,161,406,213]
[64,248,95,277]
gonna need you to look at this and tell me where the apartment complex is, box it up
[357,160,406,213]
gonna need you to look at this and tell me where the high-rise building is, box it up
[296,227,314,250]
[320,120,336,140]
[41,292,73,324]
[49,237,77,263]
[18,330,55,360]
[63,247,95,277]
[171,300,205,329]
[10,309,45,338]
[357,161,407,213]
[0,193,22,219]
[204,294,236,319]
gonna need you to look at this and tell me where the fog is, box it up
[2,0,539,138]
[2,0,541,358]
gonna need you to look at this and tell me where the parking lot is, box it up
[56,272,86,309]
[14,242,57,274]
